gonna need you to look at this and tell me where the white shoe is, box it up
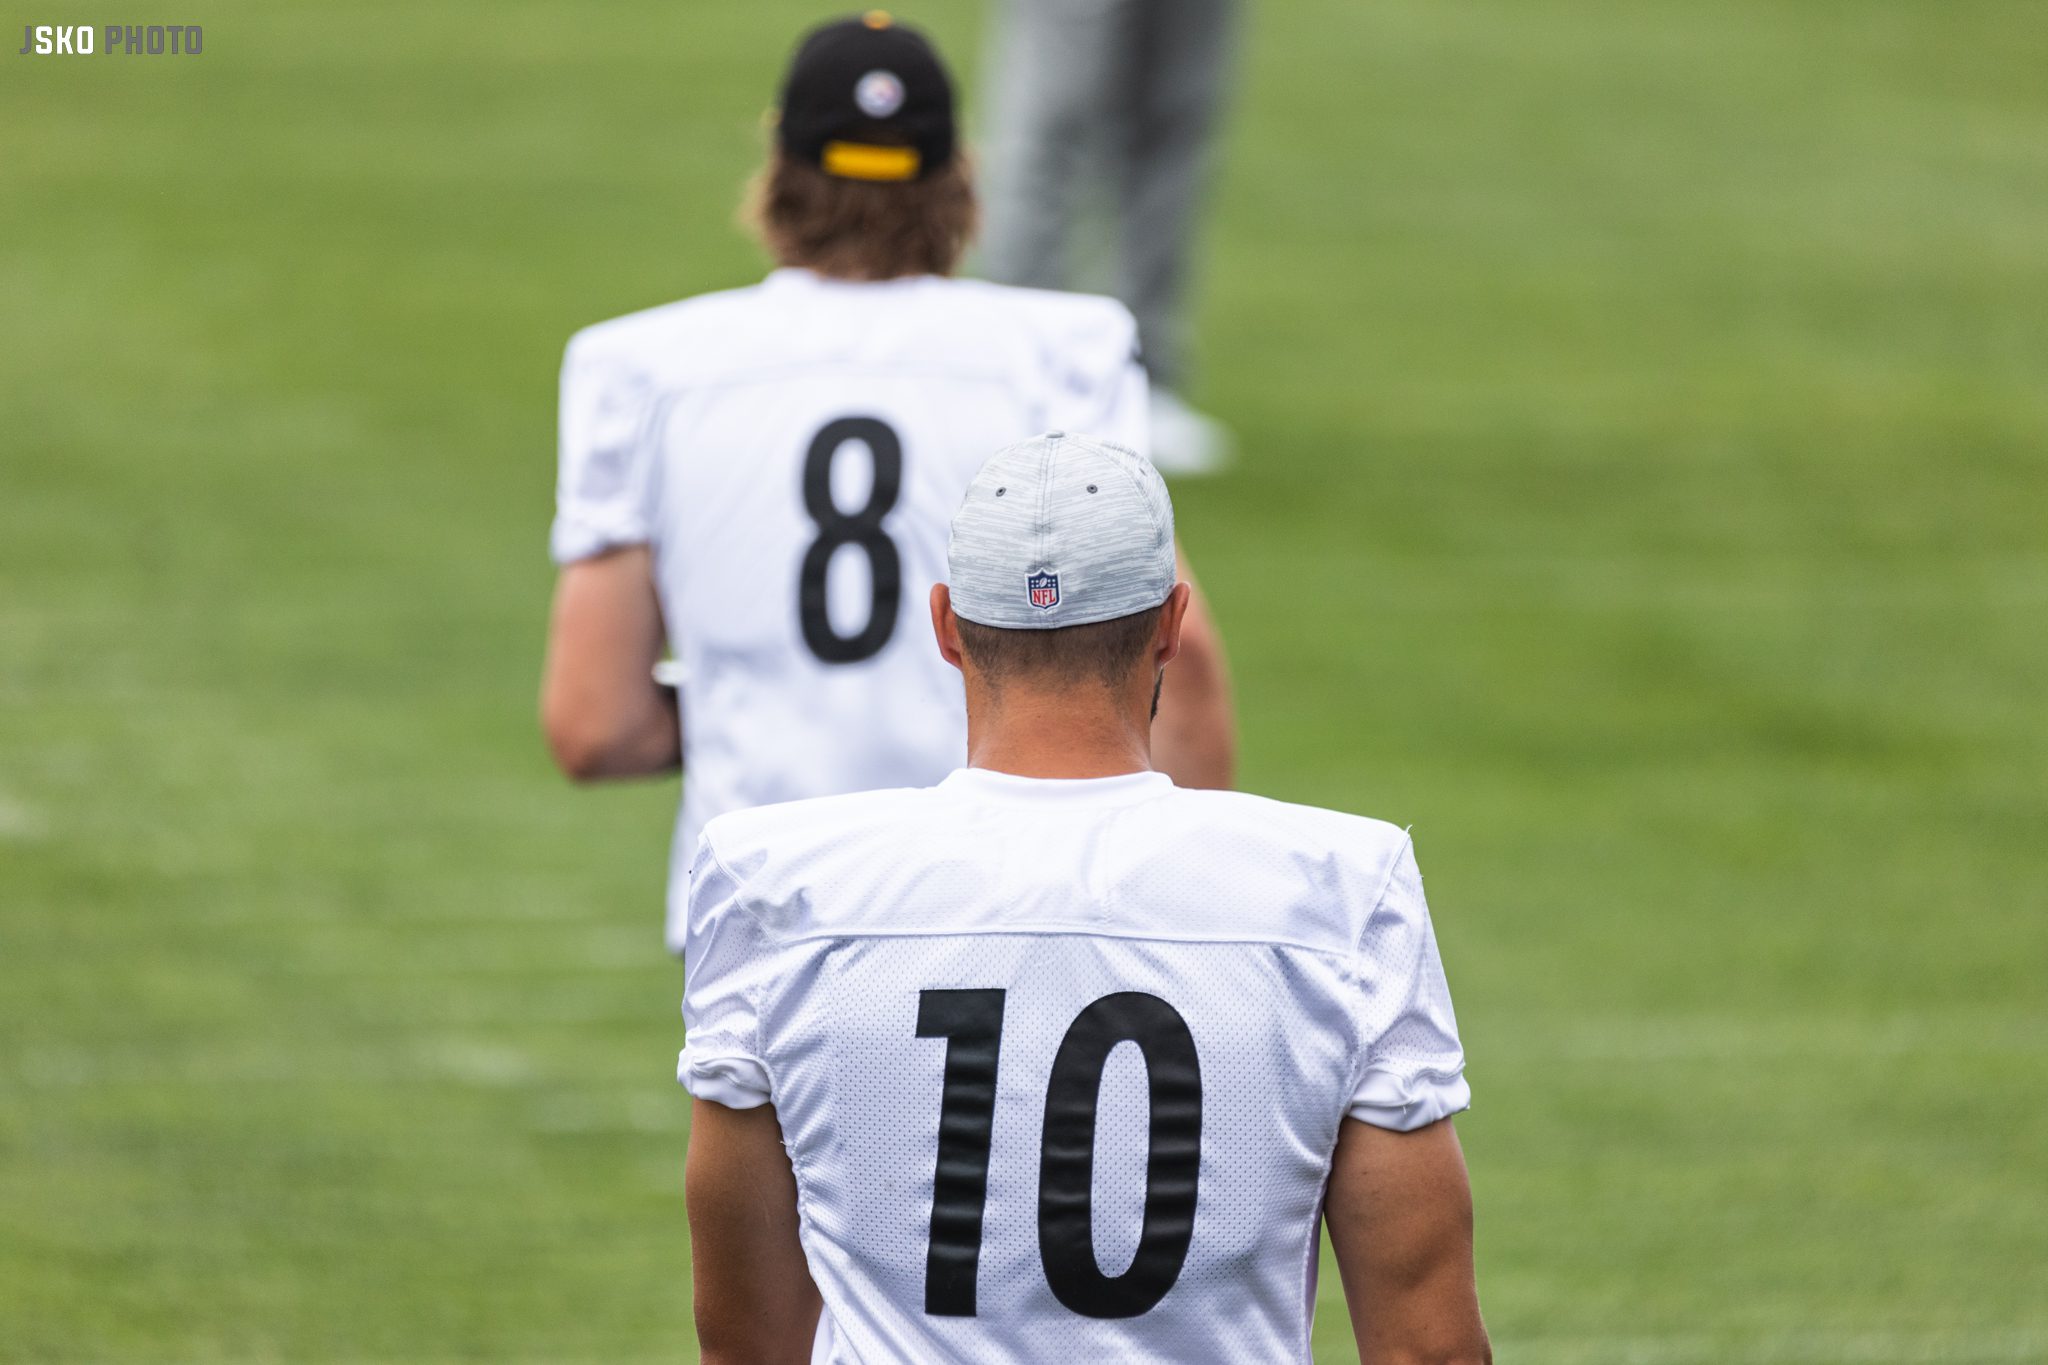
[1147,389,1235,476]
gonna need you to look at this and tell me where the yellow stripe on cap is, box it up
[822,141,921,181]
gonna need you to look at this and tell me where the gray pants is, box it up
[978,0,1240,389]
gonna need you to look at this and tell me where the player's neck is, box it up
[964,684,1154,780]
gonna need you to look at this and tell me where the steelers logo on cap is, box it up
[855,69,906,118]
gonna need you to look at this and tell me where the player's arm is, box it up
[1077,306,1234,787]
[1152,543,1236,789]
[539,544,681,781]
[686,1098,822,1364]
[1326,1116,1491,1365]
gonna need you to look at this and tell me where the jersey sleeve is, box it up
[550,334,664,564]
[677,835,777,1109]
[1346,836,1472,1132]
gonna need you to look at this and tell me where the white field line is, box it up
[187,1326,2048,1365]
[0,789,49,841]
[5,1015,2045,1095]
[1,1039,557,1090]
[1494,1015,2048,1065]
[527,1090,683,1134]
[1500,1325,2048,1364]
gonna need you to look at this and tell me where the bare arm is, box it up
[1153,544,1236,789]
[685,1099,822,1365]
[539,546,682,781]
[1327,1117,1490,1365]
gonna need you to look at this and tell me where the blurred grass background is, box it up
[3,0,2045,1359]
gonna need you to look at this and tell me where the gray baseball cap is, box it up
[947,432,1176,629]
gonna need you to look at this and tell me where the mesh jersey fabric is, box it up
[679,769,1470,1364]
[551,269,1148,950]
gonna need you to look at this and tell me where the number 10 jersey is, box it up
[551,269,1147,951]
[680,768,1472,1364]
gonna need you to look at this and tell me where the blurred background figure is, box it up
[978,0,1240,475]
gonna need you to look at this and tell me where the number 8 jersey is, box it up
[680,769,1472,1364]
[551,270,1147,951]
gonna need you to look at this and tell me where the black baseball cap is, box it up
[777,12,956,182]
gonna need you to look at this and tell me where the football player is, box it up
[541,14,1235,952]
[680,433,1488,1362]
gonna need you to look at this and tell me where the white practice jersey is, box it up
[680,769,1471,1364]
[551,270,1146,950]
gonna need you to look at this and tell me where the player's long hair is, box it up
[744,146,977,280]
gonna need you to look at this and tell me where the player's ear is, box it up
[1154,582,1192,669]
[930,583,966,670]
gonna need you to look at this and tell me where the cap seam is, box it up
[1035,432,1057,576]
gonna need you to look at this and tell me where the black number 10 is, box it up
[916,989,1204,1320]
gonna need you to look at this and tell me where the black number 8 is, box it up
[799,417,903,665]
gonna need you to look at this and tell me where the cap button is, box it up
[1045,430,1064,439]
[864,10,893,28]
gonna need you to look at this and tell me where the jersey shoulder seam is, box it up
[697,830,778,937]
[1360,826,1417,936]
[766,924,1356,959]
[632,354,1092,403]
[1343,825,1418,1097]
[695,831,784,1067]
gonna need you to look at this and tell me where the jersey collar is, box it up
[764,266,940,292]
[940,767,1173,807]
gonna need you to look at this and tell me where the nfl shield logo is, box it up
[1027,571,1060,611]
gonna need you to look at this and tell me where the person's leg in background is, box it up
[1117,0,1241,473]
[977,0,1139,300]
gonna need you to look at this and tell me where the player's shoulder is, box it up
[941,278,1137,350]
[1166,786,1414,880]
[1186,785,1406,839]
[694,779,1421,954]
[1135,787,1420,945]
[562,280,773,374]
[701,780,1415,889]
[919,279,1140,404]
[698,783,937,882]
[943,277,1135,327]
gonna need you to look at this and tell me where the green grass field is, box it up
[5,1,2046,1359]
